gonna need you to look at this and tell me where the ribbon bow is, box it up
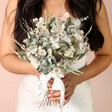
[35,72,65,112]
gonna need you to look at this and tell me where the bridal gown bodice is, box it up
[15,55,94,112]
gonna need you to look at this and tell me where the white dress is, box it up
[15,55,94,112]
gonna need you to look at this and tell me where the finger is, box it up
[48,91,61,98]
[48,78,54,83]
[59,95,71,108]
[50,90,60,93]
[48,90,59,95]
[61,77,65,82]
[64,82,68,88]
[65,86,70,93]
[64,91,70,99]
[62,78,69,87]
[50,96,60,101]
[47,83,52,88]
[48,90,60,95]
[48,87,52,90]
[64,95,71,105]
[61,79,68,88]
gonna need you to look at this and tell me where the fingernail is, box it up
[50,99,53,101]
[48,95,51,97]
[50,91,53,94]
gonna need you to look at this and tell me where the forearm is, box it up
[79,55,112,83]
[0,54,40,77]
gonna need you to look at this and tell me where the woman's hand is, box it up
[47,73,82,106]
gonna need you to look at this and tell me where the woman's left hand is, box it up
[47,73,82,106]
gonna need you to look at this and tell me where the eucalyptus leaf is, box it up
[47,16,56,31]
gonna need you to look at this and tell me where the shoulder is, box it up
[5,0,18,20]
[96,0,110,35]
[96,0,106,14]
[95,1,112,55]
[6,0,18,9]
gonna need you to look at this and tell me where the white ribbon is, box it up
[35,73,65,112]
[52,77,65,112]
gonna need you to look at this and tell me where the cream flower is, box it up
[73,19,81,28]
[52,42,60,49]
[26,54,40,69]
[75,33,83,41]
[38,46,43,50]
[64,12,69,18]
[41,28,49,33]
[77,43,86,54]
[39,17,44,22]
[64,46,75,58]
[31,60,40,69]
[33,18,38,23]
[61,24,65,30]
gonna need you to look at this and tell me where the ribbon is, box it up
[35,73,65,112]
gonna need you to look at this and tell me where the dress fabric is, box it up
[15,55,94,112]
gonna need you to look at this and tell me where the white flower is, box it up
[64,51,73,58]
[23,39,28,44]
[26,52,31,57]
[31,58,40,69]
[61,24,65,30]
[52,68,62,78]
[64,12,69,18]
[39,17,44,22]
[38,49,47,56]
[64,46,75,58]
[41,28,48,33]
[70,46,75,52]
[60,31,66,36]
[38,46,43,50]
[80,30,84,35]
[31,60,40,69]
[79,43,84,51]
[34,28,39,33]
[59,59,67,67]
[77,43,86,54]
[27,48,37,54]
[52,42,60,49]
[33,18,38,23]
[75,33,83,41]
[61,35,72,45]
[50,29,55,33]
[27,44,38,54]
[41,23,47,29]
[35,17,46,29]
[73,19,81,28]
[26,54,40,69]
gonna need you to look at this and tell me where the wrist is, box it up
[71,72,85,85]
[76,74,85,84]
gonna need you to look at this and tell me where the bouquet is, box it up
[10,10,92,112]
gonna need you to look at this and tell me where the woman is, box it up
[0,0,112,112]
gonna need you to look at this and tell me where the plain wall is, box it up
[0,0,112,112]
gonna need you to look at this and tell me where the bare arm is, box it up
[0,0,40,78]
[78,1,112,83]
[46,1,112,105]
